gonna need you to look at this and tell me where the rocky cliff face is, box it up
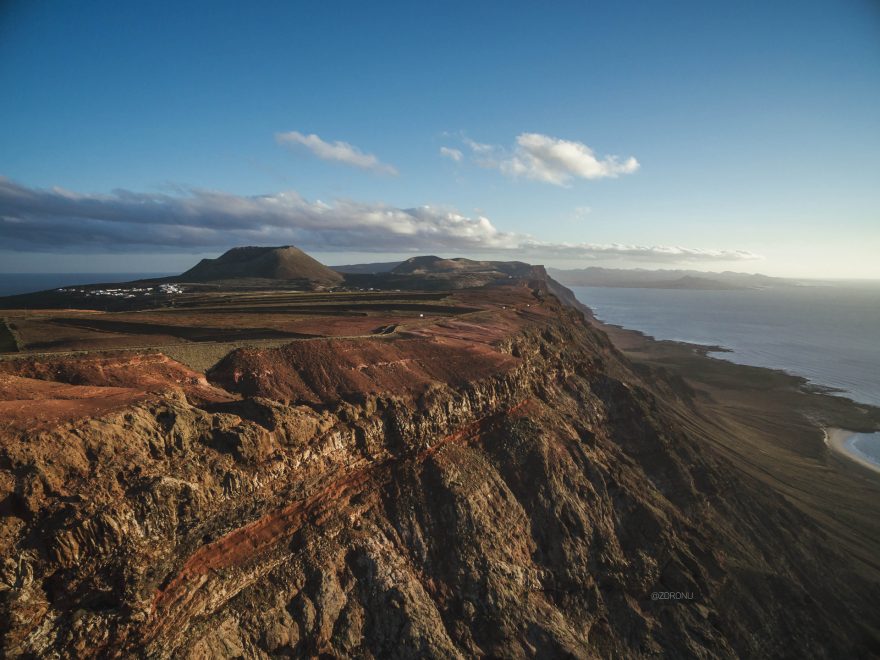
[1,286,877,657]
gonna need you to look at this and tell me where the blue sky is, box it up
[1,0,878,276]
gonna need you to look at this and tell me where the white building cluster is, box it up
[56,283,184,298]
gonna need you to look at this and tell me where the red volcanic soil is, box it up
[210,336,519,404]
[205,283,556,405]
[0,283,550,428]
[207,305,544,405]
[0,352,208,389]
[0,374,146,433]
[0,353,231,433]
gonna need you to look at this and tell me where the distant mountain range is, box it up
[166,251,788,291]
[333,260,788,290]
[547,267,788,290]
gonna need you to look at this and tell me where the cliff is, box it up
[1,282,878,657]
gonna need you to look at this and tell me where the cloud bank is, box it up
[453,132,639,186]
[0,177,758,263]
[275,131,398,175]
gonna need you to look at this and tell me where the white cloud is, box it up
[461,132,639,186]
[0,177,758,264]
[275,131,398,175]
[439,146,463,162]
[463,137,494,155]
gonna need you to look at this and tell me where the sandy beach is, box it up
[824,428,880,476]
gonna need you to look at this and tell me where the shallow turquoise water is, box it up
[848,433,880,469]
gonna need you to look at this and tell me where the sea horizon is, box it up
[0,272,175,297]
[571,284,880,409]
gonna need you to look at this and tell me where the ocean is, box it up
[0,273,174,297]
[571,283,880,469]
[571,284,880,407]
[848,433,880,467]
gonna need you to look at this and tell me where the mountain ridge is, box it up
[549,266,787,290]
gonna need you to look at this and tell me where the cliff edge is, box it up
[0,279,878,657]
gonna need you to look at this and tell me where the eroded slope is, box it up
[1,283,877,658]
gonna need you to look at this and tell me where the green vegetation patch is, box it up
[0,319,19,353]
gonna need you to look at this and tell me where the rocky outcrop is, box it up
[1,289,878,657]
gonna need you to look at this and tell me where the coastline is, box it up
[584,311,880,439]
[594,318,864,407]
[824,428,880,476]
[582,309,880,574]
[573,285,880,410]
